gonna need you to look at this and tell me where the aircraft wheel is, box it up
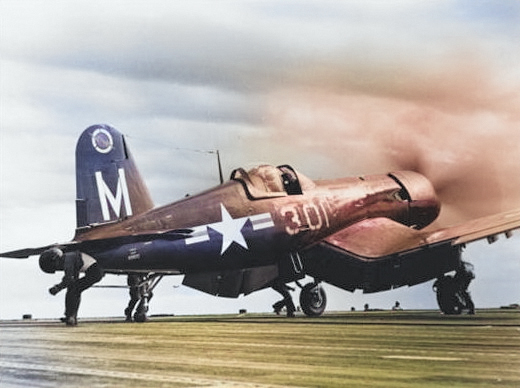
[133,301,148,322]
[300,283,327,317]
[434,275,463,315]
[134,312,147,323]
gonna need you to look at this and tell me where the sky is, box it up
[0,0,519,319]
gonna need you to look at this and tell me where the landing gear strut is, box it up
[125,273,163,322]
[299,281,327,317]
[433,261,475,315]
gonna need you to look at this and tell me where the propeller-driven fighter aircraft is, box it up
[2,124,519,321]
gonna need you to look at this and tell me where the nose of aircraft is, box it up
[389,171,441,229]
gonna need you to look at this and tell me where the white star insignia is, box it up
[209,204,249,254]
[185,203,275,256]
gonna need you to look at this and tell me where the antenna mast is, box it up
[216,150,224,184]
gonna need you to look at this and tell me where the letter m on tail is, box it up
[75,124,154,229]
[95,169,133,221]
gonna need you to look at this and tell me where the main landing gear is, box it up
[125,273,163,322]
[272,279,327,317]
[298,281,327,317]
[433,261,475,315]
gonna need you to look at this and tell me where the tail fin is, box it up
[75,124,154,228]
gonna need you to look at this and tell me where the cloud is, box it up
[262,39,520,226]
[9,1,519,94]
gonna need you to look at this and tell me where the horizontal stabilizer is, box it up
[0,229,192,258]
[0,242,79,259]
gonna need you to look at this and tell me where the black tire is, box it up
[134,302,148,322]
[134,312,147,322]
[300,283,327,317]
[434,275,463,315]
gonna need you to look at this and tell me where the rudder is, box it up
[75,124,154,228]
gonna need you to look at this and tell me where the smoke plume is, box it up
[265,57,520,227]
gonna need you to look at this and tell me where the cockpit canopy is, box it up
[231,164,315,199]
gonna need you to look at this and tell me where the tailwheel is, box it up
[134,312,147,323]
[133,274,163,323]
[433,275,464,315]
[133,301,148,323]
[299,282,327,317]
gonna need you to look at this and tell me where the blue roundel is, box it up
[91,128,114,154]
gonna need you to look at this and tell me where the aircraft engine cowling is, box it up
[389,171,441,229]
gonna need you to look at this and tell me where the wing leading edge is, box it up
[324,208,520,259]
[302,209,520,294]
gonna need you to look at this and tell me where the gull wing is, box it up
[303,209,520,293]
[325,208,520,258]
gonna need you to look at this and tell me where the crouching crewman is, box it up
[39,248,104,326]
